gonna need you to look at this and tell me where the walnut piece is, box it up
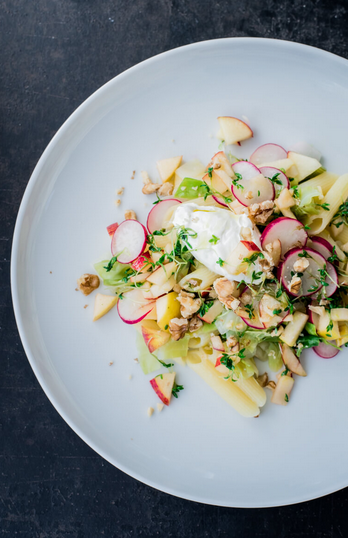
[188,316,203,332]
[226,336,238,348]
[169,317,189,340]
[257,372,269,388]
[264,239,281,267]
[245,190,253,200]
[158,182,174,196]
[124,209,137,220]
[213,277,241,310]
[77,273,100,296]
[293,257,310,273]
[176,290,202,318]
[248,200,274,224]
[142,182,161,194]
[265,380,276,391]
[289,275,302,294]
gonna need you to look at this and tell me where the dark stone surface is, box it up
[2,0,348,536]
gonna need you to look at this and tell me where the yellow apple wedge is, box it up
[217,116,253,145]
[93,293,118,321]
[287,151,322,182]
[156,292,181,330]
[157,156,182,183]
[150,371,176,405]
[141,320,170,353]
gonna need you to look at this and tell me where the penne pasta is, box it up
[336,223,348,245]
[299,171,338,195]
[187,354,260,417]
[306,173,348,234]
[179,265,219,291]
[236,376,267,408]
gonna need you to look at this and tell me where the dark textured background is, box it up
[2,0,348,536]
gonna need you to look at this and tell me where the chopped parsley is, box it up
[273,308,282,316]
[209,235,220,245]
[243,252,264,266]
[232,172,244,190]
[156,358,174,368]
[220,353,235,370]
[216,257,225,267]
[331,199,348,228]
[268,172,283,186]
[298,250,311,258]
[281,368,290,377]
[316,202,330,211]
[328,246,339,264]
[284,394,289,403]
[104,256,118,272]
[244,304,255,320]
[172,383,184,398]
[207,166,214,179]
[198,301,214,317]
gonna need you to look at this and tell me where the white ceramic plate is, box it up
[11,38,348,507]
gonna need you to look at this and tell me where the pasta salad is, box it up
[78,116,348,418]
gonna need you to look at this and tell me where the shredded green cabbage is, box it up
[136,333,161,375]
[293,184,323,218]
[94,259,131,287]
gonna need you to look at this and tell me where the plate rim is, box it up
[10,37,348,508]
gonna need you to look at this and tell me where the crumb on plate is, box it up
[156,403,164,412]
[114,198,121,206]
[147,407,154,417]
[116,187,124,195]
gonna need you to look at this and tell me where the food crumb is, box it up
[114,198,121,206]
[116,187,124,195]
[147,406,154,417]
[157,403,164,412]
[172,139,175,143]
[109,361,114,366]
[84,304,88,309]
[131,170,135,180]
[75,288,78,291]
[134,358,139,363]
[50,271,52,274]
[128,374,132,380]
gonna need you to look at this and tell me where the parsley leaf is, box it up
[209,235,220,245]
[316,202,330,211]
[216,257,225,267]
[104,256,118,272]
[172,382,184,398]
[198,301,214,317]
[243,252,264,266]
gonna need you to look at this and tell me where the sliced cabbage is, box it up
[156,333,191,362]
[136,333,161,375]
[292,184,324,218]
[94,259,131,287]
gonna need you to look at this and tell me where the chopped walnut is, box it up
[265,381,276,391]
[114,199,121,206]
[248,200,274,224]
[176,291,202,318]
[230,342,240,355]
[239,290,252,305]
[245,190,253,200]
[77,273,100,296]
[293,257,310,273]
[158,182,174,196]
[257,373,268,387]
[289,275,302,294]
[173,283,181,293]
[116,187,124,195]
[169,317,189,340]
[264,239,281,267]
[124,209,137,220]
[213,277,241,310]
[142,182,161,194]
[141,170,152,184]
[259,293,283,321]
[188,316,203,332]
[240,227,252,241]
[226,336,238,348]
[208,288,218,299]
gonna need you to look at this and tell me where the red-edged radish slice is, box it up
[131,253,151,272]
[237,288,265,329]
[288,141,321,161]
[117,289,156,324]
[231,161,274,206]
[146,199,181,234]
[312,261,338,298]
[249,143,287,166]
[107,222,118,237]
[313,342,340,359]
[308,236,337,264]
[280,343,307,376]
[281,247,326,297]
[212,194,229,208]
[259,166,290,191]
[261,217,307,258]
[111,220,147,264]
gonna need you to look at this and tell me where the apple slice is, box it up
[148,275,176,298]
[287,151,322,182]
[141,320,171,353]
[218,116,253,145]
[225,241,260,276]
[146,261,177,286]
[271,375,294,406]
[156,292,181,330]
[231,161,274,206]
[157,156,182,183]
[280,343,307,376]
[210,151,233,177]
[150,371,176,405]
[131,253,151,272]
[106,222,118,237]
[197,300,224,323]
[117,288,156,324]
[215,356,230,375]
[93,293,118,321]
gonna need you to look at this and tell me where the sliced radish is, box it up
[281,247,326,297]
[249,143,287,166]
[146,199,181,234]
[231,161,274,206]
[312,261,338,298]
[261,217,307,258]
[237,288,265,329]
[288,141,322,161]
[107,222,118,237]
[259,166,290,192]
[308,237,337,264]
[212,194,229,208]
[313,342,340,359]
[111,220,147,264]
[117,288,156,324]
